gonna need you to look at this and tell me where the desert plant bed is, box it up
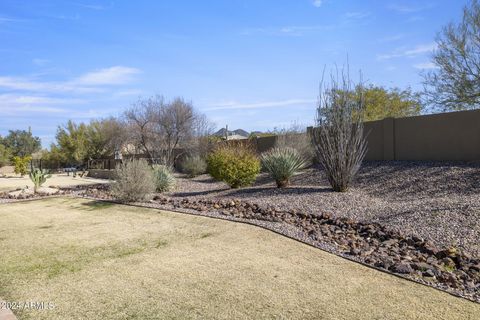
[0,198,478,320]
[168,161,480,258]
[1,161,479,303]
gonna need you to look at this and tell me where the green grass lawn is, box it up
[0,198,478,320]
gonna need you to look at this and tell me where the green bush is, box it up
[111,159,155,202]
[29,168,51,193]
[207,143,260,188]
[181,155,207,177]
[12,155,32,177]
[153,165,176,192]
[260,147,307,188]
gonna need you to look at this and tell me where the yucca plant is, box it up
[153,165,176,192]
[29,168,52,193]
[260,147,307,188]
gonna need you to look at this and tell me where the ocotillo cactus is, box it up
[29,168,52,193]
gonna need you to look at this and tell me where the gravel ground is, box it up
[167,161,480,257]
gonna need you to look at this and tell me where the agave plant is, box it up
[260,147,307,188]
[153,165,176,192]
[29,168,52,193]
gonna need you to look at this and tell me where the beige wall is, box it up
[363,109,480,161]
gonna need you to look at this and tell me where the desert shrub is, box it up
[12,155,32,177]
[29,168,51,193]
[261,147,307,188]
[111,159,155,202]
[312,71,367,192]
[207,143,260,188]
[181,155,207,177]
[153,165,176,192]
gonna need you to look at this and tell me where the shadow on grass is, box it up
[80,200,115,211]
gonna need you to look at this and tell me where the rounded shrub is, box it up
[111,159,155,202]
[181,155,207,177]
[260,147,307,188]
[207,143,260,188]
[153,165,176,192]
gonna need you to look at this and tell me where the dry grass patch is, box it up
[0,198,478,320]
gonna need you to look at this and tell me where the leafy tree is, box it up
[48,118,126,166]
[55,121,89,165]
[85,118,126,160]
[0,144,12,167]
[423,0,480,111]
[3,129,41,157]
[337,85,423,121]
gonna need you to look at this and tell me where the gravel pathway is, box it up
[167,161,480,256]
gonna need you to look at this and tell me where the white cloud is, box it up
[312,0,323,7]
[74,66,141,86]
[0,16,26,23]
[0,94,86,115]
[0,94,83,105]
[113,89,144,97]
[32,58,50,67]
[0,76,103,93]
[0,65,140,93]
[205,98,316,111]
[413,62,438,69]
[241,25,332,36]
[377,34,405,43]
[388,3,433,13]
[377,43,437,60]
[76,3,109,10]
[344,11,371,20]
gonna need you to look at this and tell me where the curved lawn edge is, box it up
[1,195,478,305]
[78,196,480,305]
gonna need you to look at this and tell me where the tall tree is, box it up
[124,96,208,166]
[124,95,163,160]
[360,85,423,121]
[55,121,89,165]
[423,0,480,111]
[0,144,12,167]
[51,118,125,165]
[2,129,41,157]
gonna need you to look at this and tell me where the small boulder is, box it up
[391,262,414,274]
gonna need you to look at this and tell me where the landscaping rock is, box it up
[391,262,414,274]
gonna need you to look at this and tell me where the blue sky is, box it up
[0,0,468,146]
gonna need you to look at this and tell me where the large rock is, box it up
[36,187,60,196]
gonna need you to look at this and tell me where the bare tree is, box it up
[423,0,480,111]
[124,96,164,160]
[313,70,368,192]
[154,97,196,166]
[190,113,216,158]
[124,96,211,167]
